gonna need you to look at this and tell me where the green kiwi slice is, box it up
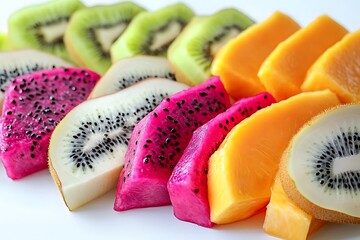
[168,9,254,85]
[8,0,84,63]
[65,2,146,75]
[110,3,195,63]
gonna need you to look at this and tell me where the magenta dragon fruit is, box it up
[0,68,99,179]
[114,76,231,211]
[167,92,275,227]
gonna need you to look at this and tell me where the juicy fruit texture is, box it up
[0,68,99,180]
[211,11,300,100]
[8,0,84,63]
[0,32,9,51]
[258,15,348,101]
[263,175,325,240]
[114,76,231,211]
[89,56,176,98]
[65,2,145,74]
[208,90,340,224]
[0,49,72,112]
[302,30,360,103]
[110,3,194,62]
[280,105,360,223]
[168,92,275,227]
[49,79,188,210]
[168,9,254,86]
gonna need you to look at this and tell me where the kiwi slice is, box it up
[110,3,195,63]
[280,104,360,223]
[8,0,84,63]
[89,56,176,98]
[168,9,254,85]
[65,2,145,75]
[48,78,188,210]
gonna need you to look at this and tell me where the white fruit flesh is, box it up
[89,56,175,99]
[40,21,68,43]
[288,105,360,217]
[95,24,128,53]
[149,22,182,51]
[49,78,188,210]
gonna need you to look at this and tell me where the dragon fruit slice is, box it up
[167,92,276,227]
[0,68,99,179]
[114,76,231,211]
[0,49,72,113]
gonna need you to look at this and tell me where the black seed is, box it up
[194,189,199,194]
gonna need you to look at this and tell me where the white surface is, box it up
[1,1,360,240]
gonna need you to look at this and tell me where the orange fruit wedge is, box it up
[302,30,360,103]
[263,174,325,240]
[211,11,300,100]
[258,15,348,101]
[208,90,340,224]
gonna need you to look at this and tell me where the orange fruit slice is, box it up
[211,11,300,100]
[263,174,325,240]
[208,90,340,224]
[302,30,360,103]
[258,15,348,101]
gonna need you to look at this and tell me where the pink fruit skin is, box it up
[114,76,231,211]
[167,92,275,227]
[0,68,100,179]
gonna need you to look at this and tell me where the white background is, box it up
[1,1,360,240]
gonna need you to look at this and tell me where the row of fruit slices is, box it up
[0,0,359,239]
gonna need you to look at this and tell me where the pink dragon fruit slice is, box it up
[114,76,231,211]
[0,67,99,179]
[167,92,275,227]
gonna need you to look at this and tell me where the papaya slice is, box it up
[302,30,360,103]
[208,90,340,224]
[211,11,300,100]
[263,174,325,240]
[258,15,348,101]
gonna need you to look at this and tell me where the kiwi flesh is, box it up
[110,3,194,63]
[280,104,360,223]
[168,9,254,85]
[8,0,84,64]
[89,56,176,98]
[48,78,188,210]
[0,32,9,51]
[65,2,146,75]
[0,49,72,112]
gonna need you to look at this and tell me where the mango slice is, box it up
[208,90,340,224]
[212,11,300,100]
[258,15,348,101]
[263,174,325,240]
[302,30,360,103]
